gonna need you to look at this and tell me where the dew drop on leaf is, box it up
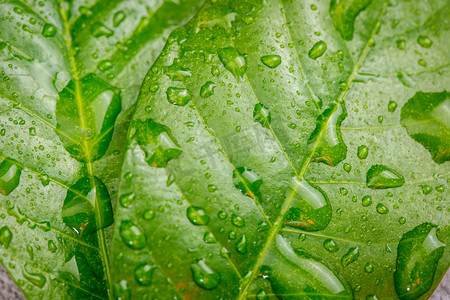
[253,103,271,129]
[376,203,389,214]
[113,10,126,27]
[0,226,13,248]
[388,100,398,112]
[23,266,46,288]
[190,259,221,290]
[218,47,247,80]
[134,263,155,286]
[120,192,136,208]
[231,213,245,227]
[357,145,369,159]
[323,238,339,253]
[261,54,282,68]
[308,40,327,59]
[166,87,192,106]
[119,220,147,250]
[341,247,359,266]
[366,165,405,189]
[91,22,114,38]
[236,235,248,254]
[41,23,56,37]
[284,178,332,231]
[361,195,372,207]
[417,35,433,48]
[187,206,210,225]
[200,81,216,98]
[394,223,445,300]
[0,157,22,196]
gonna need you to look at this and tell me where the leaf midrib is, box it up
[235,4,387,298]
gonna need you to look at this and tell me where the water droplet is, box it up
[23,266,46,288]
[397,72,415,87]
[400,91,449,164]
[164,61,191,81]
[308,102,347,166]
[256,289,269,300]
[0,226,12,248]
[191,259,220,290]
[134,263,155,286]
[343,163,351,172]
[236,235,248,254]
[187,207,210,225]
[231,214,245,227]
[388,101,398,112]
[364,262,374,273]
[323,239,339,253]
[417,35,433,48]
[91,22,113,38]
[218,47,247,80]
[29,127,36,136]
[42,23,56,37]
[376,203,389,214]
[253,103,271,129]
[203,231,216,243]
[166,87,192,106]
[56,73,121,162]
[200,81,216,98]
[261,54,282,68]
[62,177,113,236]
[330,0,372,40]
[48,240,57,253]
[0,157,22,196]
[357,145,369,159]
[97,60,113,72]
[119,220,147,250]
[366,294,378,300]
[308,40,327,59]
[113,11,126,27]
[398,217,406,224]
[143,210,154,220]
[362,195,372,207]
[233,167,262,202]
[264,235,353,298]
[341,247,359,266]
[366,165,405,189]
[133,119,182,168]
[284,178,332,231]
[120,192,135,208]
[394,223,446,300]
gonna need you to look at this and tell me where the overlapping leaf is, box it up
[112,0,449,299]
[0,0,203,298]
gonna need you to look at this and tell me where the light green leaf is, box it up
[112,0,449,299]
[0,0,203,298]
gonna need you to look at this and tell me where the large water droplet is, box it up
[261,55,282,68]
[56,73,121,162]
[417,35,433,48]
[308,41,327,59]
[120,220,147,250]
[0,157,22,196]
[307,102,347,166]
[134,263,155,286]
[187,206,210,225]
[191,259,221,290]
[218,47,247,80]
[233,167,263,202]
[400,91,449,164]
[394,223,446,300]
[366,165,405,189]
[330,0,373,40]
[263,235,353,299]
[253,103,271,129]
[61,177,113,236]
[133,119,182,168]
[0,226,12,248]
[284,178,332,231]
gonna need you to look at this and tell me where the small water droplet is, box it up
[366,165,405,189]
[120,192,135,208]
[42,23,56,37]
[187,207,210,225]
[364,262,374,273]
[308,40,327,59]
[357,145,369,159]
[388,101,398,112]
[134,263,155,286]
[119,220,147,250]
[0,226,12,248]
[323,238,339,253]
[341,247,359,266]
[417,35,433,48]
[343,163,352,172]
[261,54,282,68]
[362,195,372,207]
[203,232,216,243]
[376,203,389,214]
[191,259,221,290]
[231,214,245,227]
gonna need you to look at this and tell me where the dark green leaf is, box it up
[0,0,203,298]
[112,0,449,299]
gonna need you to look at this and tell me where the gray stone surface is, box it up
[0,264,448,299]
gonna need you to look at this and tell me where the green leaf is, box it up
[0,0,203,298]
[112,0,449,299]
